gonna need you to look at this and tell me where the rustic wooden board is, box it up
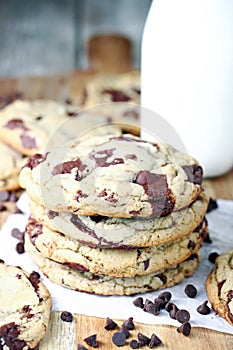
[0,72,232,349]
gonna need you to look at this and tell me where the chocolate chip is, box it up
[23,152,49,170]
[157,291,172,303]
[154,298,166,309]
[145,302,160,316]
[208,252,219,263]
[138,332,150,346]
[207,198,218,213]
[165,302,174,312]
[177,322,191,336]
[0,191,10,201]
[5,118,28,130]
[16,242,24,254]
[52,159,86,179]
[20,134,37,149]
[184,284,197,298]
[103,89,131,102]
[122,317,134,330]
[143,299,153,311]
[84,334,98,347]
[60,311,73,322]
[0,259,4,263]
[119,326,130,339]
[143,259,150,270]
[176,309,190,323]
[182,165,203,185]
[8,191,18,202]
[148,333,162,348]
[130,339,140,349]
[133,297,144,309]
[105,317,118,330]
[169,304,179,319]
[11,228,24,242]
[78,345,88,350]
[197,300,211,315]
[112,331,126,347]
[188,240,196,249]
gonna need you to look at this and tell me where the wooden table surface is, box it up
[0,71,232,349]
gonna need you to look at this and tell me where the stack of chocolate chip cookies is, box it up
[20,134,209,295]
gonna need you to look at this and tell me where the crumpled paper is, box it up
[0,192,233,334]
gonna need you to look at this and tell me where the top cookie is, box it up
[0,99,121,156]
[20,134,203,218]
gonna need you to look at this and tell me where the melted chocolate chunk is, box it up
[143,259,150,271]
[133,171,175,217]
[20,134,37,149]
[125,154,137,160]
[103,89,131,102]
[63,262,89,272]
[182,165,203,185]
[4,119,28,131]
[89,148,124,168]
[226,290,233,323]
[52,159,87,180]
[47,210,59,219]
[218,280,226,296]
[27,217,43,244]
[76,190,88,202]
[28,271,40,292]
[156,273,167,284]
[0,323,27,350]
[23,152,49,170]
[188,240,196,250]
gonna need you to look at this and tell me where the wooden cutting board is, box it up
[0,66,233,349]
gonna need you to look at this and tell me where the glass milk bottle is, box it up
[141,0,233,177]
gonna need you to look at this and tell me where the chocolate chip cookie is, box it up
[0,261,51,349]
[29,192,209,248]
[20,134,203,218]
[25,233,201,296]
[0,100,121,156]
[25,216,207,278]
[206,249,233,326]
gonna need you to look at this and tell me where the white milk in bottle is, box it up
[141,0,233,177]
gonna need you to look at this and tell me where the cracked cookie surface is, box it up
[20,134,203,218]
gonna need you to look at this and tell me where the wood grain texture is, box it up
[0,72,232,349]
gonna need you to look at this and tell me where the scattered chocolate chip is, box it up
[130,339,140,349]
[177,322,191,336]
[122,317,134,330]
[84,334,98,347]
[208,252,219,264]
[165,302,175,312]
[145,302,160,316]
[184,284,197,298]
[60,311,73,322]
[105,317,118,330]
[119,326,130,339]
[148,333,162,348]
[157,291,172,303]
[8,191,18,202]
[112,331,126,347]
[0,259,4,263]
[197,300,211,315]
[176,309,190,323]
[0,191,10,201]
[78,345,88,350]
[138,332,150,346]
[154,298,166,309]
[11,228,24,242]
[207,198,218,213]
[133,297,144,309]
[169,304,179,319]
[16,242,24,254]
[143,299,153,311]
[182,165,203,185]
[14,206,23,214]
